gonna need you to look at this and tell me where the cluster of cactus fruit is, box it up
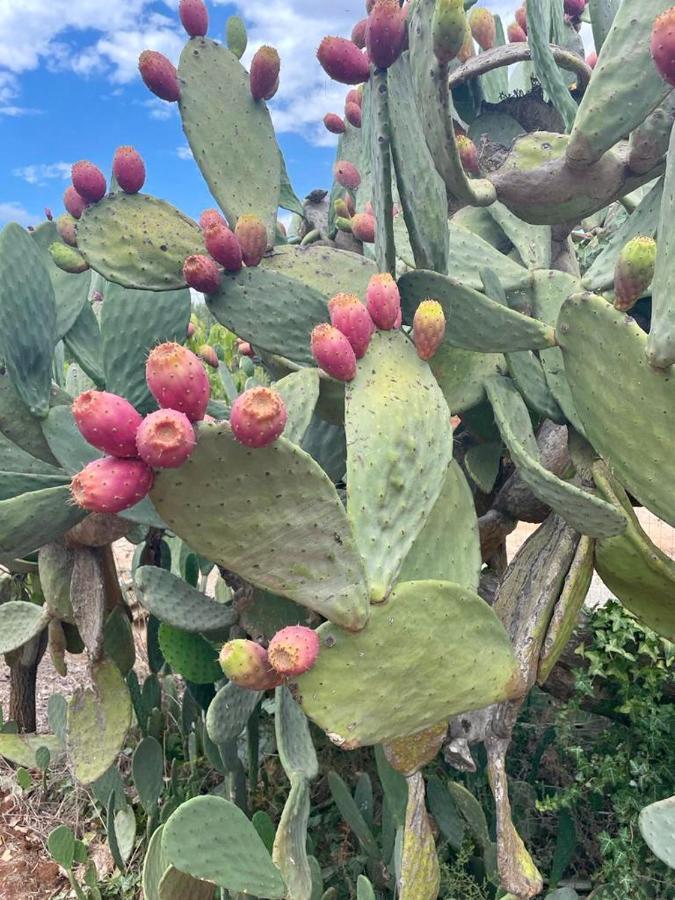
[1,0,675,897]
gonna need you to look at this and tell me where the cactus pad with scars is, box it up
[134,566,236,632]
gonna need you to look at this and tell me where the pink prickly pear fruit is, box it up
[198,344,219,368]
[586,50,598,69]
[268,625,320,676]
[311,324,358,381]
[179,0,208,37]
[413,299,446,360]
[200,208,228,230]
[146,342,210,422]
[432,0,468,64]
[112,146,146,194]
[613,236,657,312]
[183,254,222,294]
[72,390,143,458]
[136,408,196,468]
[56,213,78,247]
[71,161,107,204]
[49,242,89,274]
[393,306,402,329]
[234,215,268,267]
[317,36,371,84]
[334,198,351,219]
[71,457,154,514]
[328,292,375,358]
[651,9,675,87]
[352,18,368,49]
[204,222,243,272]
[469,7,496,51]
[324,112,346,134]
[250,46,281,101]
[219,640,282,690]
[508,22,527,43]
[366,273,401,330]
[346,87,363,107]
[456,134,480,175]
[367,0,407,70]
[138,50,180,102]
[334,160,361,190]
[564,0,586,15]
[237,338,254,357]
[45,208,53,221]
[230,386,287,448]
[364,201,374,218]
[63,186,89,220]
[515,5,527,32]
[344,192,356,215]
[351,212,375,243]
[345,101,362,127]
[187,321,196,338]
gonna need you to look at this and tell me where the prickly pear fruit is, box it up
[250,46,280,100]
[346,88,363,107]
[334,198,351,219]
[508,22,527,43]
[56,213,78,247]
[311,324,358,381]
[351,212,376,243]
[345,101,362,127]
[219,640,282,690]
[204,222,243,272]
[72,390,143,457]
[234,215,268,267]
[564,0,586,15]
[138,50,180,102]
[49,242,89,274]
[456,25,475,62]
[179,0,208,37]
[71,457,154,514]
[324,112,346,134]
[344,193,356,215]
[469,7,496,51]
[237,338,254,357]
[63,186,88,220]
[112,146,146,194]
[651,9,675,87]
[613,236,657,312]
[456,134,480,175]
[268,626,320,677]
[200,208,227,230]
[146,342,210,422]
[72,161,107,204]
[198,345,219,369]
[45,208,53,221]
[136,408,196,468]
[336,216,353,233]
[432,0,467,64]
[334,160,361,190]
[352,18,368,49]
[367,0,406,69]
[317,36,371,84]
[515,5,527,32]
[586,50,597,69]
[366,273,401,330]
[187,322,196,338]
[413,300,446,360]
[183,254,222,294]
[230,387,287,448]
[328,292,375,358]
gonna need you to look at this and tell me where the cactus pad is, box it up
[31,222,91,340]
[134,566,236,632]
[273,368,320,444]
[157,624,221,684]
[261,244,376,298]
[639,795,675,869]
[429,344,505,413]
[206,682,261,746]
[0,486,86,559]
[0,601,49,654]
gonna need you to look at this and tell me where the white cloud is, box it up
[0,201,37,227]
[143,97,176,121]
[13,161,72,185]
[177,145,194,160]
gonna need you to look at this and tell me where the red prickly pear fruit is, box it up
[56,213,78,247]
[317,36,371,84]
[179,0,208,37]
[334,160,361,190]
[323,112,346,134]
[237,339,254,357]
[136,408,196,468]
[72,390,142,458]
[334,198,351,219]
[469,7,496,51]
[200,208,228,230]
[351,212,375,243]
[515,5,527,33]
[250,46,280,101]
[71,161,106,204]
[328,292,374,358]
[230,386,287,448]
[219,640,282,690]
[345,101,362,127]
[344,193,356,215]
[352,18,368,49]
[138,50,180,102]
[112,146,146,194]
[366,273,401,330]
[187,322,196,338]
[432,0,467,64]
[45,208,53,221]
[63,186,89,220]
[183,254,222,294]
[651,9,675,87]
[564,0,586,16]
[204,222,243,272]
[346,87,363,107]
[234,214,268,266]
[508,22,527,43]
[146,342,210,422]
[198,344,219,369]
[456,134,480,175]
[71,457,154,514]
[367,0,406,70]
[311,324,358,381]
[268,625,320,676]
[613,236,657,312]
[413,299,446,360]
[586,50,597,69]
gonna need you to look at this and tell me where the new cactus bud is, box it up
[250,46,281,101]
[613,236,657,312]
[311,323,358,381]
[268,626,320,677]
[366,273,401,330]
[234,214,268,267]
[323,112,346,134]
[334,160,361,190]
[345,100,362,127]
[586,50,597,69]
[432,0,467,64]
[515,5,527,32]
[138,50,180,102]
[112,146,146,194]
[179,0,208,37]
[336,216,353,233]
[334,198,351,219]
[72,390,143,457]
[136,408,196,468]
[317,36,371,84]
[198,344,219,369]
[71,457,154,514]
[45,208,53,221]
[564,0,586,15]
[200,208,227,230]
[230,386,287,448]
[204,222,243,271]
[367,0,406,70]
[219,640,281,690]
[352,18,368,49]
[508,22,527,43]
[49,242,89,274]
[183,254,222,294]
[328,292,375,358]
[351,212,375,243]
[456,134,480,175]
[56,213,78,247]
[71,161,107,204]
[413,300,446,360]
[63,186,88,220]
[651,8,675,87]
[469,7,496,51]
[146,342,210,422]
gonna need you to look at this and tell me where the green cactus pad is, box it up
[103,608,136,677]
[0,601,49,653]
[345,331,453,600]
[506,349,566,423]
[178,39,280,242]
[162,795,286,897]
[31,222,91,339]
[487,202,551,270]
[0,486,86,559]
[132,736,164,814]
[151,423,370,631]
[77,193,204,291]
[239,588,312,642]
[206,682,261,746]
[527,0,578,131]
[272,778,311,900]
[141,825,167,900]
[465,441,503,495]
[647,126,675,369]
[0,372,63,465]
[485,375,625,538]
[261,244,376,299]
[557,292,675,527]
[226,15,247,58]
[639,795,675,869]
[273,368,320,444]
[66,659,132,784]
[275,685,318,781]
[0,733,63,768]
[0,223,57,417]
[0,470,69,502]
[399,270,556,352]
[158,624,221,684]
[41,405,101,474]
[134,566,236,633]
[0,430,64,477]
[63,301,105,387]
[294,580,519,748]
[159,868,216,900]
[429,344,505,413]
[301,415,346,483]
[39,541,75,623]
[447,224,530,293]
[371,68,396,275]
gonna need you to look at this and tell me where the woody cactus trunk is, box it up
[1,0,674,897]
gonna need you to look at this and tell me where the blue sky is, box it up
[0,1,520,228]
